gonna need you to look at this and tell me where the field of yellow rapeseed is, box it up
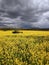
[0,30,49,65]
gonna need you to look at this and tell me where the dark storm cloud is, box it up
[0,0,49,28]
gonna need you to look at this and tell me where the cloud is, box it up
[0,0,49,29]
[32,11,49,28]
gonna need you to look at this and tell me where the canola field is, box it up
[0,30,49,65]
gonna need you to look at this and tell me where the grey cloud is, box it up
[32,11,49,28]
[0,0,49,29]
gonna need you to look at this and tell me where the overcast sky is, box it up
[0,0,49,29]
